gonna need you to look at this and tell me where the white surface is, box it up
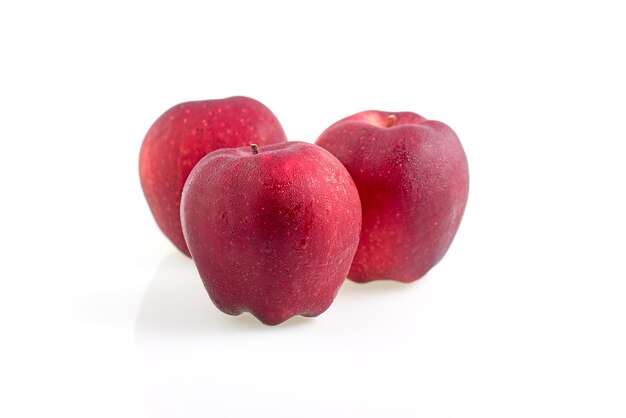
[1,1,625,417]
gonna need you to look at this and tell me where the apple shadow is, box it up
[134,252,312,338]
[337,275,421,297]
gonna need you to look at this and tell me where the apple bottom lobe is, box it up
[348,197,465,283]
[347,235,450,284]
[213,292,337,326]
[199,250,351,325]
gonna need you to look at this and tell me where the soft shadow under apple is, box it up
[338,277,418,296]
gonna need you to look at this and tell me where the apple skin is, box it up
[180,141,362,325]
[315,111,469,283]
[139,96,287,256]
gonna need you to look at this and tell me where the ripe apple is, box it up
[181,142,362,325]
[315,111,469,283]
[139,96,287,256]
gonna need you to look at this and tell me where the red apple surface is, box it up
[181,142,362,325]
[316,111,469,283]
[139,96,287,256]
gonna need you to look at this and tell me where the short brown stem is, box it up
[250,144,259,155]
[386,114,396,128]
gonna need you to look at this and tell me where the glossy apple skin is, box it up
[181,141,362,325]
[316,111,469,283]
[139,96,287,256]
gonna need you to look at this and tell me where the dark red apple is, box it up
[180,142,362,325]
[139,96,287,256]
[316,111,469,283]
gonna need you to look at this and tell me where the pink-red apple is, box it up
[139,96,287,256]
[316,111,469,283]
[181,142,362,325]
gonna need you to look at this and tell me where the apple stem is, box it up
[386,114,396,128]
[250,144,259,155]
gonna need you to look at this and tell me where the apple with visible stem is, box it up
[181,141,362,325]
[315,111,469,283]
[139,96,287,256]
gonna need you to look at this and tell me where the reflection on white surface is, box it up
[134,254,447,418]
[134,251,244,335]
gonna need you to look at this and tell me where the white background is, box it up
[1,1,625,417]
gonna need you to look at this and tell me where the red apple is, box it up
[316,111,469,283]
[139,96,287,256]
[181,142,362,325]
